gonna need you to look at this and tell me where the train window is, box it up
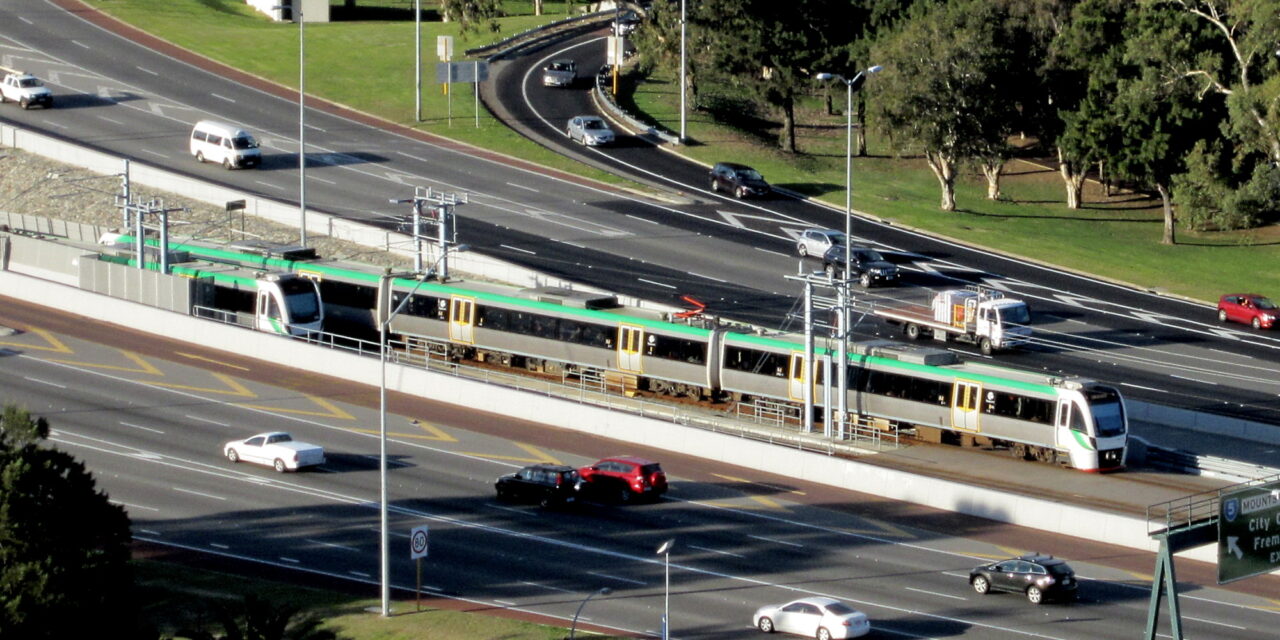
[645,334,707,364]
[479,306,504,330]
[1070,402,1088,433]
[558,319,584,343]
[864,370,952,406]
[531,315,557,339]
[319,280,376,310]
[725,346,787,377]
[984,392,1053,423]
[579,323,610,349]
[509,311,534,335]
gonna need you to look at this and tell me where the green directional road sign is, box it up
[1218,480,1280,584]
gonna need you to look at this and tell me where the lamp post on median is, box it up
[657,538,675,640]
[377,245,468,617]
[568,587,613,639]
[272,2,307,247]
[814,64,881,436]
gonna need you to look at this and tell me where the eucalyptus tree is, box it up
[870,0,1023,210]
[439,0,502,33]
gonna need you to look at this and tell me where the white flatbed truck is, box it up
[874,287,1032,355]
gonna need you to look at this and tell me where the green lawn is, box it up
[134,559,624,639]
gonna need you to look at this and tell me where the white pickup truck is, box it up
[0,67,53,109]
[224,432,326,472]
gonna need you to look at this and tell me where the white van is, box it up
[190,120,261,169]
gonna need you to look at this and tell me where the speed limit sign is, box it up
[410,525,429,559]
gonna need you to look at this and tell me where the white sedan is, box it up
[753,597,870,639]
[224,432,325,472]
[796,228,846,257]
[566,116,616,146]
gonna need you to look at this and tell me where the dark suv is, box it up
[577,456,668,503]
[494,464,580,508]
[710,162,771,199]
[821,246,899,287]
[969,554,1078,604]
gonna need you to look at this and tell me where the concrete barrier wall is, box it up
[0,267,1219,564]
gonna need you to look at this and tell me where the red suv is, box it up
[577,456,668,503]
[1218,294,1276,329]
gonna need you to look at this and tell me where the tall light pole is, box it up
[678,0,687,142]
[568,587,612,639]
[815,65,880,437]
[377,246,468,616]
[274,2,308,247]
[657,538,675,640]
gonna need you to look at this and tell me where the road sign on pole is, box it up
[410,524,429,559]
[1218,480,1280,584]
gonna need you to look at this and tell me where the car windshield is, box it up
[1254,297,1277,310]
[583,120,606,130]
[824,602,857,615]
[853,249,885,262]
[230,135,259,150]
[998,304,1031,325]
[19,77,43,88]
[549,62,573,72]
[735,168,764,181]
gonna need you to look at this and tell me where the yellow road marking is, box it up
[47,348,164,374]
[840,517,914,539]
[461,442,562,465]
[177,351,251,371]
[1124,570,1154,582]
[238,395,356,420]
[996,545,1027,558]
[144,372,256,397]
[749,495,784,509]
[348,418,458,442]
[0,328,73,353]
[710,472,805,495]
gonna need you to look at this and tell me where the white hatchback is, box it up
[796,228,846,257]
[566,116,615,146]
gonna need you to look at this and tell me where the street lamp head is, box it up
[657,538,675,555]
[866,64,883,74]
[815,72,838,82]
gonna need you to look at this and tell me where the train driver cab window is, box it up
[266,296,282,321]
[1070,401,1088,433]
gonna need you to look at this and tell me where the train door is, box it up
[950,380,981,431]
[788,352,807,401]
[256,287,285,334]
[618,325,643,372]
[449,296,475,343]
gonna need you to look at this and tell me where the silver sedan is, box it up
[566,116,616,146]
[796,228,846,257]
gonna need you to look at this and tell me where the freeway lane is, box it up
[2,307,1279,638]
[4,0,1280,434]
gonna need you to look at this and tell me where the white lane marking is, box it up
[174,487,227,501]
[97,115,125,125]
[136,66,159,76]
[522,580,575,593]
[1171,374,1217,385]
[395,150,431,163]
[690,271,727,283]
[626,214,659,224]
[500,244,536,255]
[304,123,326,132]
[754,246,791,258]
[209,543,230,549]
[493,599,517,606]
[309,176,336,185]
[119,421,165,434]
[687,544,745,558]
[24,376,66,388]
[748,534,803,548]
[211,93,235,103]
[506,182,539,193]
[138,149,168,159]
[905,586,966,600]
[587,571,646,586]
[43,120,68,130]
[305,538,360,552]
[1181,615,1246,630]
[279,556,300,564]
[19,16,32,24]
[185,414,229,427]
[255,180,285,190]
[348,570,371,578]
[71,40,90,49]
[638,278,676,289]
[113,501,159,512]
[558,240,585,249]
[138,529,161,536]
[1120,382,1166,393]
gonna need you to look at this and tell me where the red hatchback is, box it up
[1218,294,1277,329]
[577,456,668,503]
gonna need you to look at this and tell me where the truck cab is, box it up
[934,288,1031,354]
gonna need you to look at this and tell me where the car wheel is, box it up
[816,628,832,640]
[905,323,922,340]
[710,178,720,193]
[972,575,990,595]
[539,495,553,509]
[196,151,205,163]
[1026,585,1044,604]
[859,272,872,288]
[226,448,240,463]
[20,98,30,109]
[617,488,632,504]
[980,337,994,355]
[735,186,747,199]
[223,157,233,170]
[1218,309,1228,322]
[798,244,808,257]
[273,458,287,473]
[1252,317,1262,330]
[757,617,774,633]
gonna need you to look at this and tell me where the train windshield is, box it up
[278,279,321,324]
[1085,386,1126,438]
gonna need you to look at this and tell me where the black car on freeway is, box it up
[969,554,1078,604]
[494,464,581,508]
[821,246,900,287]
